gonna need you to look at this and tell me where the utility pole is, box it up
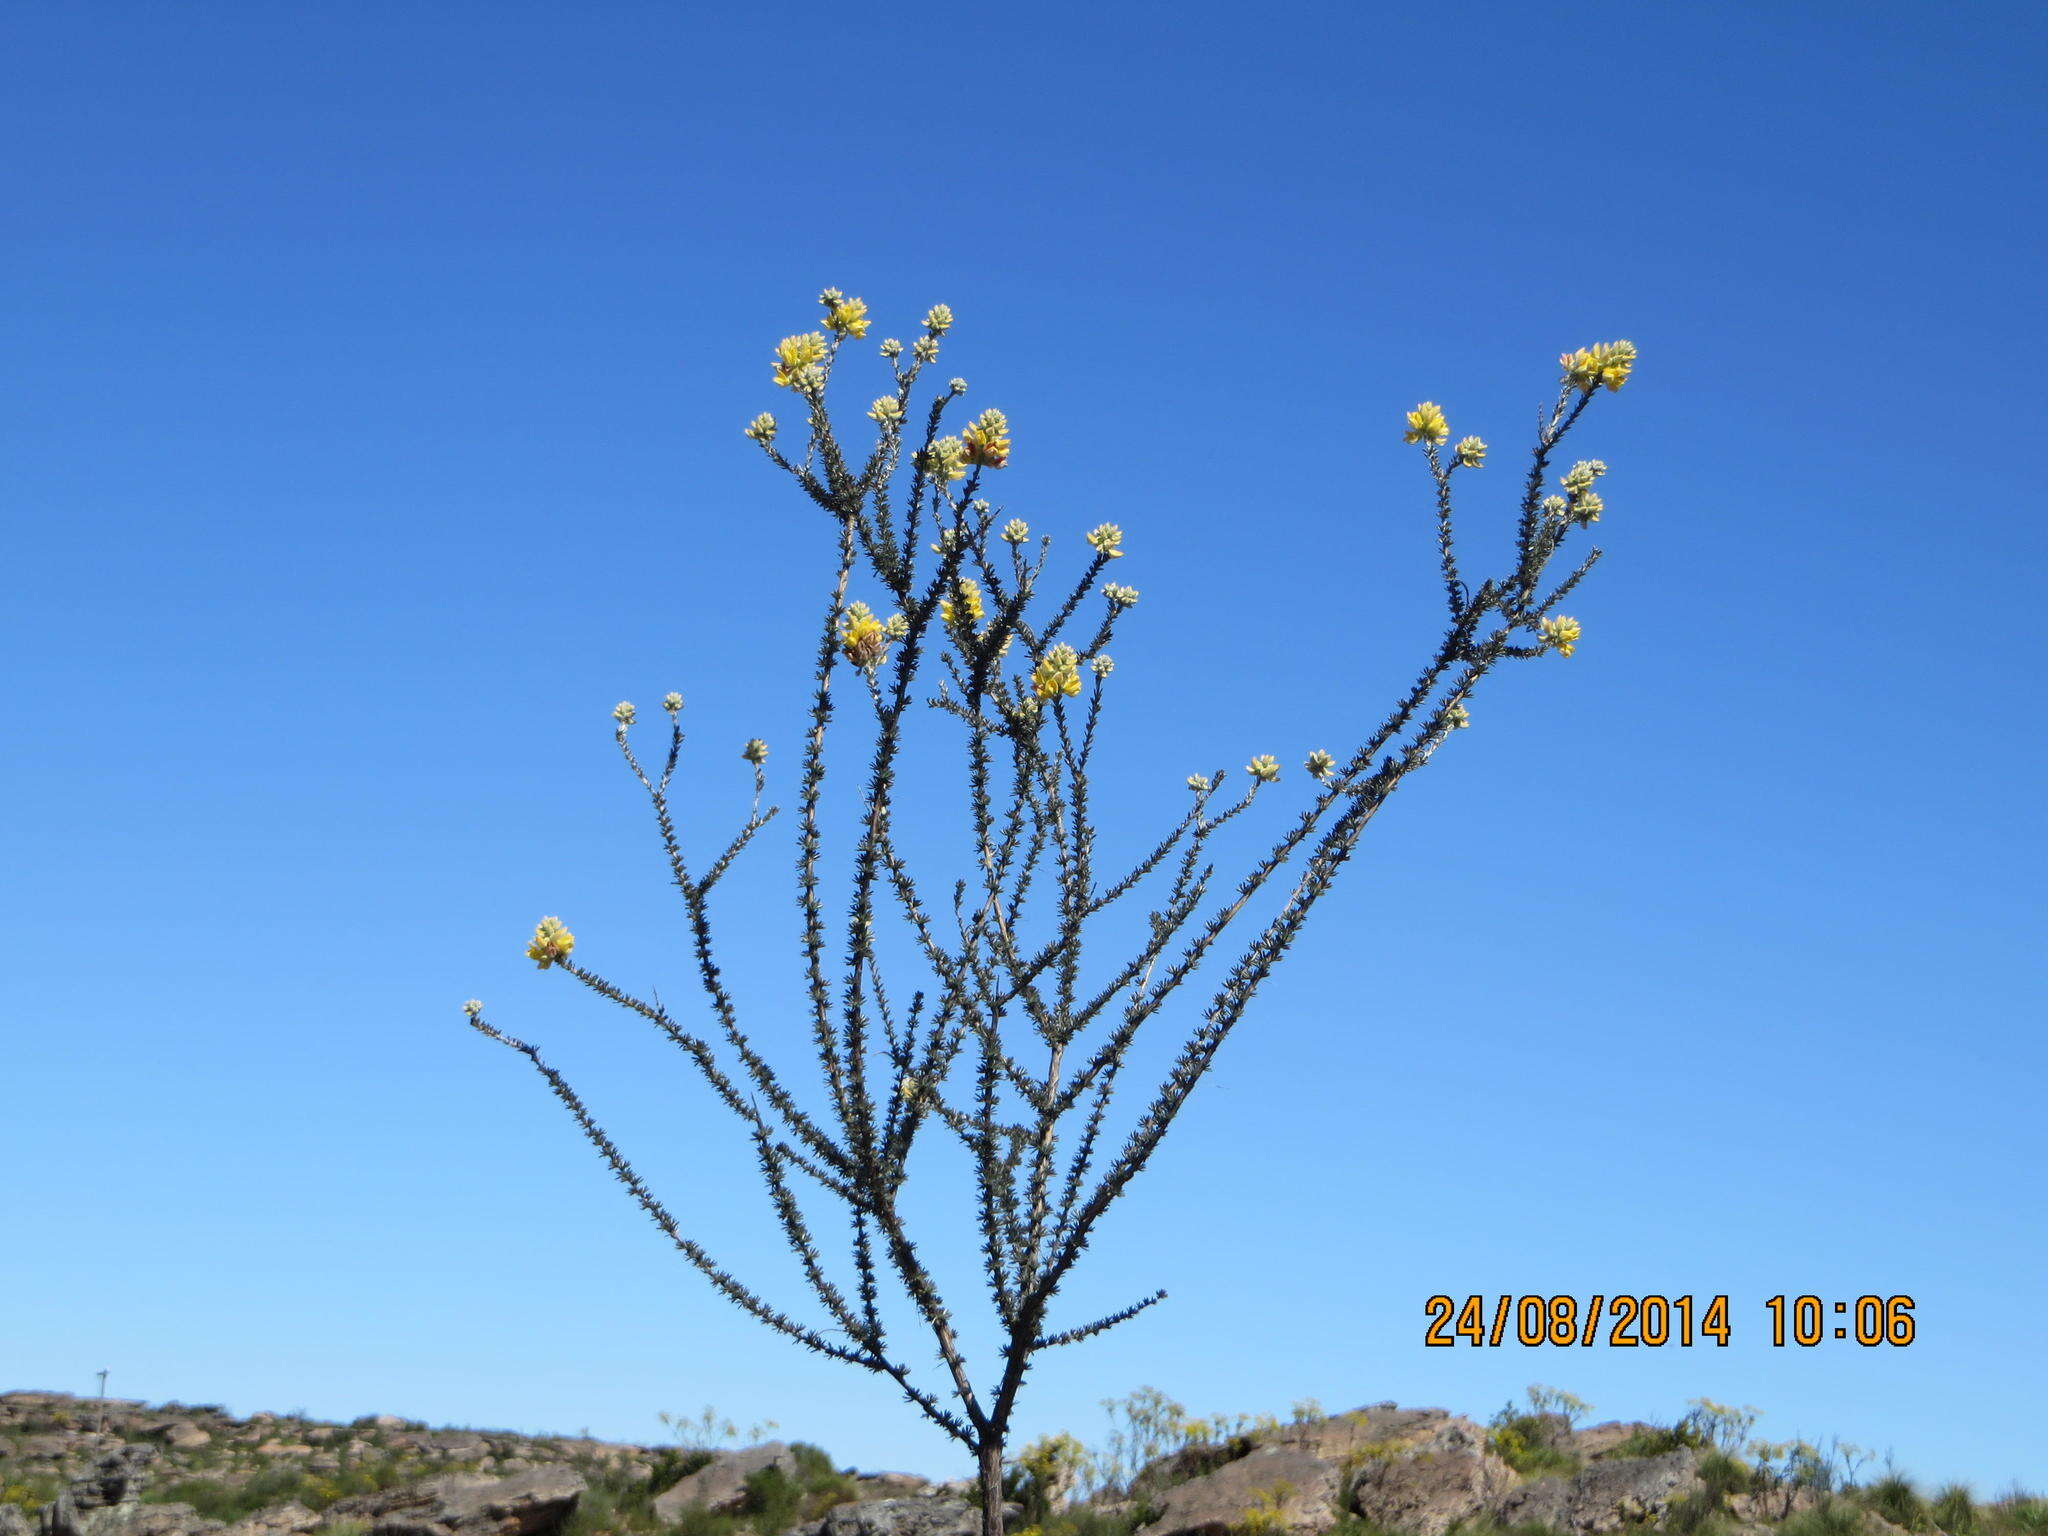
[95,1370,108,1433]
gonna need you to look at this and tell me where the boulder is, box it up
[1570,1423,1657,1462]
[1134,1446,1342,1536]
[322,1468,586,1536]
[805,1497,1022,1536]
[1,1507,32,1536]
[1349,1420,1514,1536]
[1488,1451,1702,1535]
[851,1477,931,1500]
[1265,1407,1451,1466]
[156,1426,212,1453]
[222,1505,322,1536]
[39,1502,222,1536]
[653,1444,801,1522]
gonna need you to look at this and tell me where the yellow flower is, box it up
[1032,644,1082,701]
[1560,340,1637,393]
[526,916,575,970]
[662,691,684,714]
[1102,582,1139,607]
[824,297,870,338]
[743,412,777,443]
[1187,774,1212,793]
[879,337,903,359]
[1001,518,1030,543]
[1403,401,1450,445]
[1539,615,1583,656]
[840,603,888,668]
[1570,490,1604,525]
[1304,749,1336,779]
[961,408,1011,468]
[868,396,904,426]
[939,577,985,627]
[1090,654,1114,678]
[918,437,967,483]
[924,303,954,334]
[1246,755,1281,783]
[612,701,636,727]
[742,738,769,765]
[1454,435,1486,468]
[772,332,828,390]
[1085,523,1124,558]
[1444,703,1470,729]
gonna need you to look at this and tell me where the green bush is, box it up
[1932,1485,1976,1534]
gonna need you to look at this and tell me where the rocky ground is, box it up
[1,1391,2034,1536]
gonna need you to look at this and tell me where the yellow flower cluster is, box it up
[612,701,636,727]
[773,332,828,391]
[742,738,769,764]
[1001,518,1030,543]
[1561,459,1609,525]
[1403,402,1450,445]
[919,437,968,483]
[1560,340,1637,393]
[869,395,904,426]
[462,998,484,1017]
[840,602,889,668]
[1454,436,1486,468]
[940,577,985,627]
[744,412,777,443]
[1445,703,1471,729]
[1246,755,1281,783]
[824,297,870,338]
[1032,644,1082,701]
[961,408,1011,469]
[1086,523,1124,558]
[1539,615,1583,656]
[1102,582,1139,607]
[1187,774,1212,793]
[1304,749,1336,780]
[526,916,575,970]
[924,303,954,334]
[662,691,684,714]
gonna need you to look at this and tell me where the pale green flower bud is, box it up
[612,701,636,727]
[461,999,484,1017]
[1085,523,1124,558]
[1187,774,1212,793]
[1002,518,1030,543]
[1090,655,1114,678]
[1246,755,1281,783]
[924,304,954,335]
[818,286,845,307]
[949,377,968,395]
[744,412,777,443]
[662,692,684,714]
[742,738,769,765]
[1103,583,1139,607]
[880,337,903,358]
[913,336,940,363]
[1304,749,1336,779]
[884,613,910,639]
[1454,436,1486,468]
[1445,703,1471,729]
[1541,494,1568,517]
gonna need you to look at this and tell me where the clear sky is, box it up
[5,0,2044,1502]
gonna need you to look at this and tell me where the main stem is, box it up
[976,1432,1007,1536]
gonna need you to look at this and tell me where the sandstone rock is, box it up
[852,1476,931,1500]
[1570,1423,1657,1461]
[222,1504,321,1536]
[1729,1488,1823,1525]
[1135,1445,1343,1536]
[1265,1407,1451,1466]
[40,1501,222,1536]
[807,1497,1022,1536]
[652,1444,800,1522]
[1,1506,32,1536]
[322,1468,586,1536]
[1489,1451,1702,1535]
[156,1426,212,1453]
[1349,1420,1513,1536]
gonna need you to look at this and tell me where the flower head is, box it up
[1246,754,1281,783]
[1032,644,1083,701]
[1304,749,1336,780]
[961,408,1011,469]
[919,437,967,483]
[1454,435,1487,468]
[880,337,903,359]
[1102,582,1139,608]
[1560,340,1637,393]
[1187,774,1212,793]
[883,612,910,639]
[949,377,969,396]
[662,691,684,714]
[1403,401,1450,445]
[923,303,954,335]
[1085,523,1124,558]
[612,701,636,727]
[824,297,870,338]
[744,412,777,443]
[869,395,904,426]
[742,738,769,765]
[1001,518,1030,543]
[1560,459,1608,494]
[1569,490,1604,525]
[940,577,985,628]
[1538,615,1583,657]
[1090,654,1114,678]
[461,998,484,1017]
[1444,702,1471,729]
[1541,494,1568,518]
[772,332,829,391]
[840,602,889,669]
[526,916,575,970]
[913,336,940,364]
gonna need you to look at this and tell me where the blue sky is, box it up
[5,0,2044,1500]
